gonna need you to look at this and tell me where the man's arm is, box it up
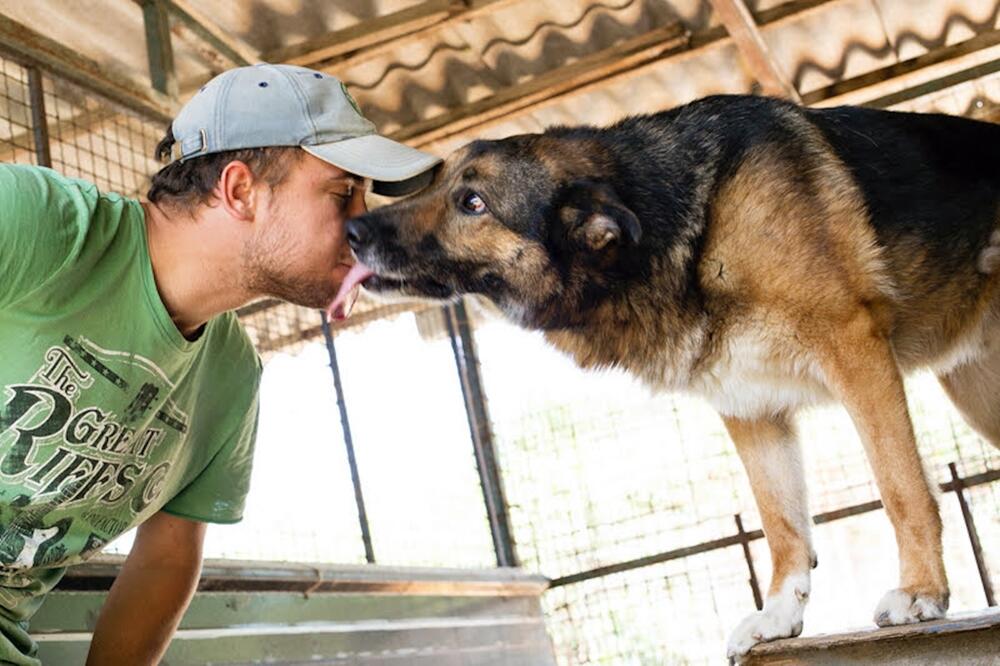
[86,511,206,665]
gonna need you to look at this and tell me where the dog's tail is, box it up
[978,229,1000,274]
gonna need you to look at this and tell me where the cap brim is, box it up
[303,134,442,196]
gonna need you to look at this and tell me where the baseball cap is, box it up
[169,63,441,196]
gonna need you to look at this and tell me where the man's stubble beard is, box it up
[242,214,336,310]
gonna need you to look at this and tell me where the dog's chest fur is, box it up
[548,318,832,420]
[685,326,831,418]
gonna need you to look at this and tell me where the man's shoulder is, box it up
[0,163,99,200]
[204,311,263,383]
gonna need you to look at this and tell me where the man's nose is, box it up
[345,218,371,250]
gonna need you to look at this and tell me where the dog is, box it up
[331,94,1000,659]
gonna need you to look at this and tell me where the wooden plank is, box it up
[745,608,1000,665]
[35,589,555,666]
[60,555,551,597]
[38,621,557,666]
[391,22,690,144]
[266,0,460,66]
[317,0,524,74]
[864,57,1000,110]
[803,28,1000,107]
[0,12,178,123]
[160,0,259,66]
[708,0,800,101]
[140,0,178,98]
[168,17,237,71]
[392,0,841,147]
[34,590,547,632]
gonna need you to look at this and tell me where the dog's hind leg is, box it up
[812,310,948,627]
[722,413,813,660]
[938,343,1000,449]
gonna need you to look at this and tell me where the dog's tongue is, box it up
[327,262,375,321]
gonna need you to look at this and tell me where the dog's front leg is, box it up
[722,413,813,661]
[813,311,948,626]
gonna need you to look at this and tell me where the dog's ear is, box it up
[558,181,641,252]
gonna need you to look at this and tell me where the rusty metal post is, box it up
[949,462,995,606]
[321,313,376,564]
[444,299,518,567]
[26,66,51,168]
[735,513,764,610]
[140,0,179,98]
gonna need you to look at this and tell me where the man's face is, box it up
[243,152,367,309]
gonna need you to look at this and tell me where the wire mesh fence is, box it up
[41,74,163,197]
[471,309,1000,664]
[3,43,999,666]
[0,57,37,165]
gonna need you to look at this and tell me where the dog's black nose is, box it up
[346,218,370,249]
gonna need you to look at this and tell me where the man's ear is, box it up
[559,180,641,252]
[217,160,257,221]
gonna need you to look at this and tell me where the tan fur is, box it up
[541,122,997,625]
[353,109,1000,647]
[723,414,812,596]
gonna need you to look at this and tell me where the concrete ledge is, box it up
[745,608,1000,666]
[34,562,556,665]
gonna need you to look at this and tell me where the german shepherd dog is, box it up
[332,94,1000,659]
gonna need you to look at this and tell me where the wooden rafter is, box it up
[804,28,1000,107]
[169,19,235,72]
[864,56,1000,111]
[266,0,460,66]
[707,0,801,101]
[391,22,690,145]
[392,0,840,147]
[137,0,260,67]
[0,12,178,123]
[268,0,521,70]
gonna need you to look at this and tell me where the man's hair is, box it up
[147,126,302,210]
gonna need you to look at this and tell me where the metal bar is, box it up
[140,0,178,98]
[551,467,1000,588]
[26,66,51,168]
[949,463,996,607]
[735,513,763,610]
[321,313,375,564]
[0,12,178,123]
[444,299,518,568]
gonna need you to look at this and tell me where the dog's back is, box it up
[805,105,1000,369]
[344,94,1000,656]
[588,96,1000,378]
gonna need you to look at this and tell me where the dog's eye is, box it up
[460,191,487,215]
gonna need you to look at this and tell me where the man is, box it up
[0,63,440,664]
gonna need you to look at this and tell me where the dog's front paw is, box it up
[726,608,804,662]
[727,573,810,662]
[874,588,947,627]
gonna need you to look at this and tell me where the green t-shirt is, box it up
[0,164,261,662]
